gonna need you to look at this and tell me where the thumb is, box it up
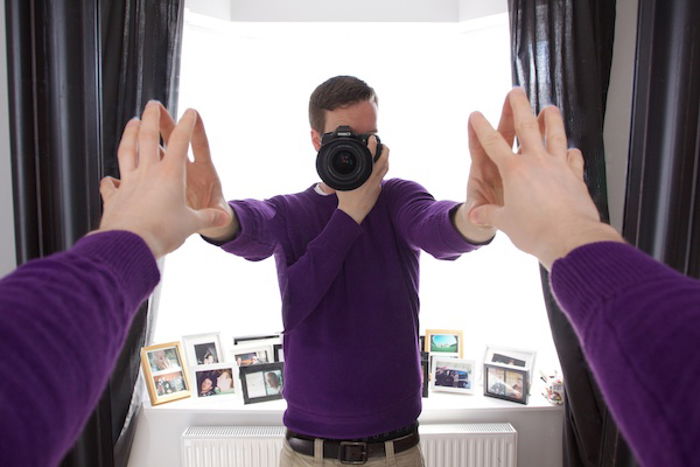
[193,207,231,232]
[567,148,585,181]
[99,176,120,202]
[469,204,501,229]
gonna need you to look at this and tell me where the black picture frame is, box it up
[483,363,529,404]
[239,361,285,404]
[273,343,284,362]
[421,352,429,398]
[233,334,280,345]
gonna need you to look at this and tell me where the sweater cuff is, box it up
[550,241,674,332]
[70,231,160,309]
[437,202,481,252]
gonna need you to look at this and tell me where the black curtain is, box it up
[5,1,184,466]
[623,0,700,281]
[507,2,635,466]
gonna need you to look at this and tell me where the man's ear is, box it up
[311,129,322,151]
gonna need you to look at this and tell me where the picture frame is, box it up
[182,332,223,367]
[233,334,280,345]
[231,343,272,367]
[420,351,430,398]
[239,361,285,404]
[484,363,529,404]
[273,343,284,362]
[141,342,191,405]
[190,363,237,398]
[430,357,475,394]
[483,345,536,385]
[424,329,464,358]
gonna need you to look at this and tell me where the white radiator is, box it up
[182,423,517,467]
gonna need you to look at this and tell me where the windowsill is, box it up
[143,382,562,415]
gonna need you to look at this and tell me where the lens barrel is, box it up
[315,127,381,191]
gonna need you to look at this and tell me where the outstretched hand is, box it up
[467,88,622,269]
[155,104,238,241]
[96,101,232,258]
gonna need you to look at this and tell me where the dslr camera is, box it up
[315,125,383,191]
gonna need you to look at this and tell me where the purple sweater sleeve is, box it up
[0,231,160,467]
[221,199,363,332]
[387,179,483,258]
[550,241,700,467]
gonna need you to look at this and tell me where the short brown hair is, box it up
[309,76,378,133]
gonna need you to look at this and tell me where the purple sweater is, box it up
[0,231,160,467]
[220,179,479,438]
[551,241,700,467]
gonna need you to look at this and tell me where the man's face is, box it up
[311,100,378,152]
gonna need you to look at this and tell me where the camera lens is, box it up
[331,151,357,175]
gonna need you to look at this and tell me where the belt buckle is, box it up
[338,441,368,465]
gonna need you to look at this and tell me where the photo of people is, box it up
[430,358,475,394]
[235,350,268,367]
[485,365,528,403]
[239,362,285,404]
[154,371,186,396]
[492,353,527,367]
[194,343,219,365]
[147,347,181,373]
[265,370,283,395]
[194,367,235,397]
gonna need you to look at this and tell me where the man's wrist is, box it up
[453,203,496,244]
[540,221,624,270]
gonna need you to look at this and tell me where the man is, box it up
[187,76,497,465]
[0,101,230,466]
[469,88,700,467]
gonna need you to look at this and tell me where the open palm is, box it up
[158,105,234,239]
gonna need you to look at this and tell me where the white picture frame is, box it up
[483,345,536,385]
[231,342,273,367]
[430,357,476,395]
[182,332,223,367]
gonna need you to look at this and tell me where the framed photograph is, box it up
[425,329,464,358]
[484,346,536,384]
[182,332,223,367]
[239,362,285,404]
[141,342,191,405]
[231,343,272,367]
[420,352,430,398]
[273,343,284,362]
[190,363,236,398]
[233,334,280,345]
[484,363,529,404]
[431,357,475,394]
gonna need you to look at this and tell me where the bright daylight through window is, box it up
[155,11,560,375]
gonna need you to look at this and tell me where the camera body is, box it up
[315,125,382,191]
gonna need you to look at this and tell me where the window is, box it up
[154,11,560,374]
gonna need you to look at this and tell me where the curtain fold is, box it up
[507,1,635,465]
[623,0,700,280]
[100,3,184,466]
[5,1,184,466]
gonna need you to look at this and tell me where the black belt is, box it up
[285,426,420,465]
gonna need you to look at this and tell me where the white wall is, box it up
[0,0,17,277]
[604,0,639,231]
